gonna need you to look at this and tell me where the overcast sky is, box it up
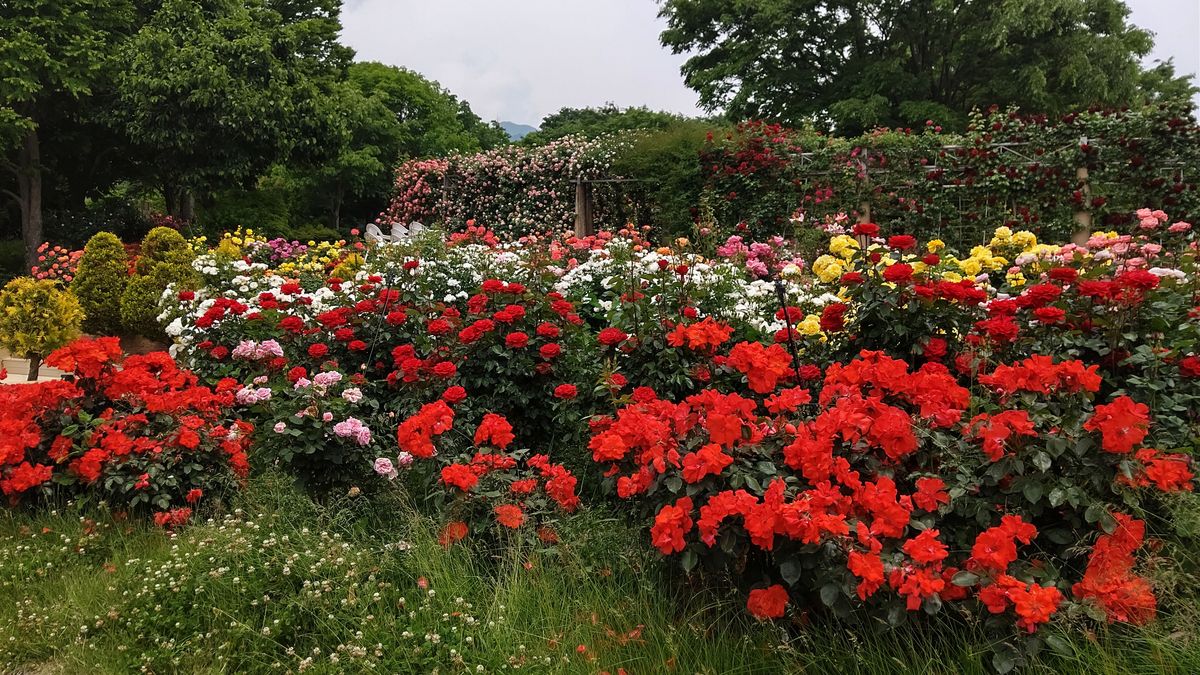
[341,0,1200,126]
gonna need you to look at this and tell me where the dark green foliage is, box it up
[659,0,1197,133]
[522,104,692,145]
[72,231,129,335]
[610,121,715,235]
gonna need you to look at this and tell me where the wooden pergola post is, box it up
[574,176,594,237]
[1073,136,1092,244]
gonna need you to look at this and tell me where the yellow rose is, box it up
[940,271,964,283]
[957,258,982,276]
[797,315,821,336]
[812,255,844,283]
[829,235,860,260]
[926,239,945,253]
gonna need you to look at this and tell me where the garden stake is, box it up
[772,277,805,383]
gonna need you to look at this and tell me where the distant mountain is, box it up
[500,121,538,141]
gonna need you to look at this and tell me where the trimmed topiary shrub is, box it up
[72,232,129,336]
[121,228,197,340]
[0,277,83,379]
[135,226,190,275]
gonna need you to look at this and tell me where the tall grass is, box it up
[0,474,1197,673]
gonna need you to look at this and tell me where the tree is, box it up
[0,0,135,266]
[348,62,507,158]
[110,0,349,220]
[659,0,1196,134]
[521,104,690,145]
[302,81,405,229]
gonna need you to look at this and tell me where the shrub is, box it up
[392,405,582,547]
[0,337,250,521]
[238,361,384,491]
[72,231,130,335]
[135,226,190,275]
[0,277,83,379]
[610,121,713,236]
[121,227,197,340]
[589,342,1195,650]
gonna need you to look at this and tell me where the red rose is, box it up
[308,343,330,359]
[1048,267,1078,284]
[553,384,578,399]
[887,234,916,251]
[853,222,880,237]
[505,332,529,348]
[746,585,789,619]
[923,337,948,360]
[539,343,562,359]
[598,327,628,346]
[178,290,195,301]
[882,263,914,283]
[820,303,847,332]
[1180,355,1200,378]
[1033,306,1066,324]
[441,385,467,404]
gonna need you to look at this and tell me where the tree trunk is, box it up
[164,182,179,217]
[332,183,344,231]
[26,354,41,382]
[17,128,43,269]
[180,190,195,222]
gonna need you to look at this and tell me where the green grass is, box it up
[0,475,1198,673]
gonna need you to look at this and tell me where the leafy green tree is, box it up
[299,81,405,229]
[0,0,135,266]
[110,0,349,220]
[522,104,690,145]
[348,62,506,157]
[659,0,1196,134]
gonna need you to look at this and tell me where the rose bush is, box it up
[0,338,250,525]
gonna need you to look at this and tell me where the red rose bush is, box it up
[0,338,251,524]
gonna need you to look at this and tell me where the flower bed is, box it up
[5,207,1198,662]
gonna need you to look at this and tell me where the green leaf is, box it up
[951,571,979,587]
[819,583,840,607]
[1031,451,1052,472]
[780,560,801,585]
[992,645,1018,674]
[1044,634,1072,657]
[1022,481,1044,504]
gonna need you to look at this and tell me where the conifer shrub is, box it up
[71,231,129,335]
[121,228,197,340]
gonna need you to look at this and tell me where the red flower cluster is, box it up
[1072,515,1156,624]
[0,338,250,522]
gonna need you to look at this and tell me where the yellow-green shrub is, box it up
[71,231,129,335]
[0,277,83,379]
[121,227,197,340]
[136,226,190,275]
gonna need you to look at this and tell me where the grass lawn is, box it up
[1,473,1198,674]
